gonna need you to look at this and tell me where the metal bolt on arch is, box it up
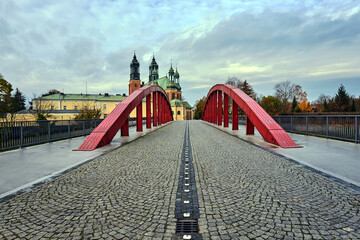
[76,85,173,151]
[202,84,300,148]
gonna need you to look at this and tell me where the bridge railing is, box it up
[232,115,360,143]
[0,118,146,151]
[272,115,360,143]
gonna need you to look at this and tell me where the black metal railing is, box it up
[0,117,146,151]
[234,115,360,144]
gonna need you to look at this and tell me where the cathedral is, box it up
[129,54,193,120]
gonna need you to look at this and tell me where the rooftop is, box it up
[34,93,127,102]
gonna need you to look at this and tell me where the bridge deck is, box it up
[0,121,359,239]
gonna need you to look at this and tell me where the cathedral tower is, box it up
[149,55,159,82]
[129,53,141,95]
[168,64,175,82]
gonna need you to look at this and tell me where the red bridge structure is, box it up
[77,85,173,151]
[202,84,300,148]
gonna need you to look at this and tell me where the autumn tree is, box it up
[194,97,206,119]
[298,99,312,112]
[260,96,281,115]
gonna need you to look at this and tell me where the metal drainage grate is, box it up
[175,219,202,240]
[176,220,199,233]
[174,122,202,240]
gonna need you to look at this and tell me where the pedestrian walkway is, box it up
[0,123,170,199]
[0,121,359,239]
[208,122,360,188]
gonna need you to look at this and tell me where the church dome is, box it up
[175,83,181,90]
[166,81,177,89]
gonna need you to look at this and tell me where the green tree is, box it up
[323,99,330,112]
[226,77,256,99]
[260,96,281,115]
[240,80,256,99]
[291,96,297,113]
[7,88,26,121]
[335,84,350,112]
[194,97,206,119]
[13,88,26,111]
[0,74,13,120]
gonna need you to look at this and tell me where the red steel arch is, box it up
[77,85,173,151]
[202,84,300,148]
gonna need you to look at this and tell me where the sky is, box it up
[1,0,359,106]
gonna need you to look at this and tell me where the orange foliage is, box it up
[298,99,312,112]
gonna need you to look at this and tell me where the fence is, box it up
[237,115,360,144]
[0,118,142,151]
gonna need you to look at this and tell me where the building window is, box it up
[103,114,107,118]
[63,105,67,110]
[74,105,78,110]
[103,104,107,110]
[50,106,54,110]
[172,93,175,99]
[177,111,180,115]
[135,83,137,87]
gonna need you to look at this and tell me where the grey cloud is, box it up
[156,8,360,104]
[173,9,360,60]
[56,37,104,77]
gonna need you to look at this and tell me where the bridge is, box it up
[0,84,359,239]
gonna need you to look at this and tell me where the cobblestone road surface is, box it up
[0,121,359,240]
[0,123,183,240]
[190,121,360,239]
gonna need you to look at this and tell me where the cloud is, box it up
[0,0,359,106]
[155,7,360,103]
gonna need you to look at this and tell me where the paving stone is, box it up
[1,121,359,239]
[189,121,360,239]
[0,122,182,239]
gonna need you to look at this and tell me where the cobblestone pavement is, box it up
[190,121,360,239]
[0,122,185,240]
[1,120,360,240]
